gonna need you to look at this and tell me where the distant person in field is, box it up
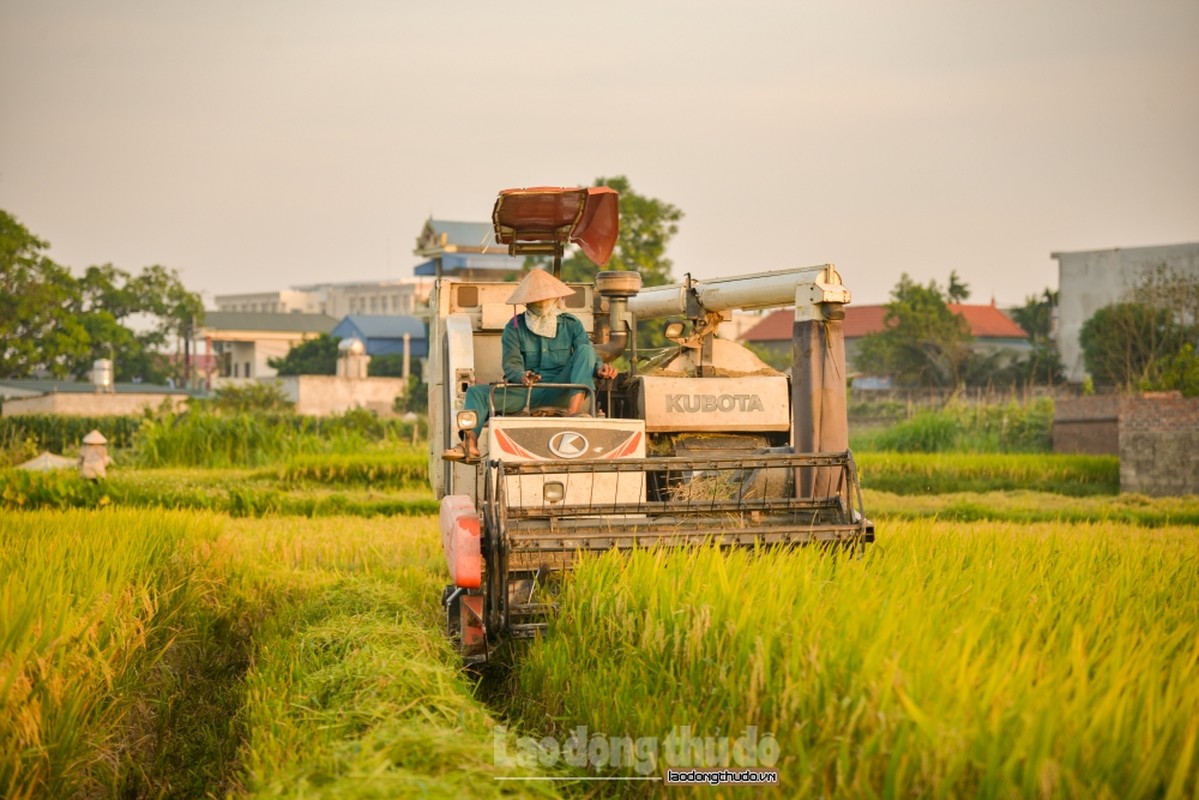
[444,269,617,462]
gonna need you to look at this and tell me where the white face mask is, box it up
[524,298,561,337]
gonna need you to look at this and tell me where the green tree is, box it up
[1151,343,1199,397]
[947,270,971,302]
[1132,263,1199,334]
[132,263,206,370]
[1082,264,1199,393]
[552,176,682,287]
[55,263,203,384]
[268,334,340,375]
[1080,302,1186,389]
[856,273,974,388]
[0,211,90,378]
[395,373,429,414]
[1,210,204,383]
[368,354,422,380]
[1155,340,1199,398]
[1007,288,1065,385]
[1009,288,1056,341]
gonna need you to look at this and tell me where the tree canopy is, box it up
[1078,265,1199,394]
[855,274,974,388]
[555,176,682,287]
[0,210,202,382]
[268,335,425,380]
[268,334,340,376]
[1080,302,1187,390]
[1007,288,1065,385]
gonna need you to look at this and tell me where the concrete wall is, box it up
[1054,243,1199,384]
[276,375,407,417]
[1119,394,1199,496]
[1052,395,1120,455]
[1,392,189,417]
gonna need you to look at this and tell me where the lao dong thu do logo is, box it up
[493,724,780,774]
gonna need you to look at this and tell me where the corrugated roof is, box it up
[740,304,1028,342]
[332,315,427,340]
[198,311,338,334]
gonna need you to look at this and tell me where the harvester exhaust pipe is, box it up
[594,271,642,362]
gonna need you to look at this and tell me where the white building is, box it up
[195,311,338,388]
[215,278,432,320]
[211,288,323,315]
[1053,242,1199,383]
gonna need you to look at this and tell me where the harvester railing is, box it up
[499,451,866,517]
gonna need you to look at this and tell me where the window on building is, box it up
[245,362,251,378]
[233,362,239,377]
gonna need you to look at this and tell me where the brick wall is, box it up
[1119,394,1199,496]
[1052,395,1120,455]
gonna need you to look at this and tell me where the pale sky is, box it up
[2,0,1196,309]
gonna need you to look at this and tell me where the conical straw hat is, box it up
[506,269,575,305]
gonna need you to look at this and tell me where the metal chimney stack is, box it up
[93,359,114,393]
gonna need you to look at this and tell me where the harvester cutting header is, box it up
[430,186,873,663]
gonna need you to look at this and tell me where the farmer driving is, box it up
[444,268,618,462]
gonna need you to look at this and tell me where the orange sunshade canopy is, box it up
[492,186,619,267]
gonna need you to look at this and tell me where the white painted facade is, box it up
[213,289,323,314]
[1054,242,1199,383]
[215,279,432,318]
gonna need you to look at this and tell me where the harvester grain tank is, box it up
[430,186,873,663]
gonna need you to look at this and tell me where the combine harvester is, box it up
[430,187,873,663]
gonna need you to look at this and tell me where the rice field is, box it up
[506,522,1199,798]
[2,456,1197,798]
[0,510,226,798]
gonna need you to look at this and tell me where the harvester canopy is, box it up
[492,186,619,267]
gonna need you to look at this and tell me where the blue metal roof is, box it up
[332,315,428,358]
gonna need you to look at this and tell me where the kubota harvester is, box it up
[429,187,873,663]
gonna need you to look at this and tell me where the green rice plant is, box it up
[132,410,417,469]
[856,452,1120,495]
[132,413,323,468]
[507,523,1199,798]
[866,489,1199,527]
[221,516,561,797]
[0,509,223,798]
[0,414,143,464]
[2,509,566,796]
[872,408,962,452]
[267,450,429,489]
[867,398,1055,453]
[0,467,439,517]
[0,467,109,509]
